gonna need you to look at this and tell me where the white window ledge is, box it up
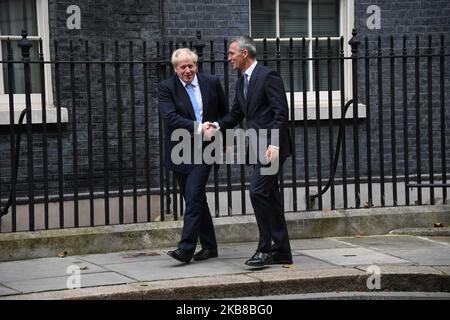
[288,100,366,121]
[0,105,68,125]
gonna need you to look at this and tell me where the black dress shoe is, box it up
[245,251,273,267]
[272,251,293,264]
[193,248,218,261]
[167,248,193,263]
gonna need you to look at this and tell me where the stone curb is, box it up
[389,227,450,236]
[1,266,449,300]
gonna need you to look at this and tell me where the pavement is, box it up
[0,234,449,300]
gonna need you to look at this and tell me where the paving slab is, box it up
[4,272,136,294]
[424,236,450,247]
[216,242,261,259]
[354,265,443,275]
[297,247,411,266]
[74,249,170,265]
[290,238,356,250]
[217,239,354,259]
[0,257,108,282]
[103,258,245,282]
[382,248,450,266]
[0,284,19,296]
[336,235,448,250]
[223,254,338,271]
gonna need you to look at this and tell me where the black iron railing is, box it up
[0,30,449,232]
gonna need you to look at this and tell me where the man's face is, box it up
[228,42,247,71]
[174,59,197,83]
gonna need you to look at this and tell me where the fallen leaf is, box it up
[282,264,296,269]
[79,266,89,270]
[57,251,67,258]
[434,222,444,228]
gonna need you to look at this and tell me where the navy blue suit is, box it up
[158,73,226,254]
[217,63,293,256]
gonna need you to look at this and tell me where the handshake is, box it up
[201,121,219,140]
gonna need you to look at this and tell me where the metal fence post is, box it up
[193,30,205,73]
[17,30,35,230]
[349,29,361,208]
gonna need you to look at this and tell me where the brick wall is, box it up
[1,0,449,211]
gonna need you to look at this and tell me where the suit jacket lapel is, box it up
[174,76,196,120]
[246,63,261,112]
[197,74,209,122]
[237,76,247,114]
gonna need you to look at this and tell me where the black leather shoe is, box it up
[245,251,273,267]
[271,251,293,264]
[167,248,193,263]
[193,248,218,261]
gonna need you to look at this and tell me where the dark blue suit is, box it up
[158,73,227,254]
[217,63,293,256]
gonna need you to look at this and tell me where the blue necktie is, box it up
[243,73,249,99]
[186,83,202,122]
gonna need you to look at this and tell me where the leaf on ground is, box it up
[434,222,444,228]
[123,252,160,258]
[282,264,296,269]
[79,266,89,270]
[57,251,67,258]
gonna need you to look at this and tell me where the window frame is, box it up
[249,0,361,120]
[0,0,63,125]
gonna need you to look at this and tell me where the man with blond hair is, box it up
[158,48,227,263]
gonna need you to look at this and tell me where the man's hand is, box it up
[202,121,214,133]
[265,145,279,163]
[202,122,217,140]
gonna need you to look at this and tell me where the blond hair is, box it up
[171,48,198,67]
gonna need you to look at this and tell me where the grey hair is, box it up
[231,35,257,58]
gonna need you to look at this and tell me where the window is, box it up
[250,0,362,120]
[0,0,66,124]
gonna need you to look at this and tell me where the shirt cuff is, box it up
[269,145,280,150]
[213,121,220,130]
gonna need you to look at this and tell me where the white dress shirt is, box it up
[179,75,203,134]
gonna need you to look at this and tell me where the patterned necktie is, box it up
[186,83,202,122]
[243,73,249,100]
